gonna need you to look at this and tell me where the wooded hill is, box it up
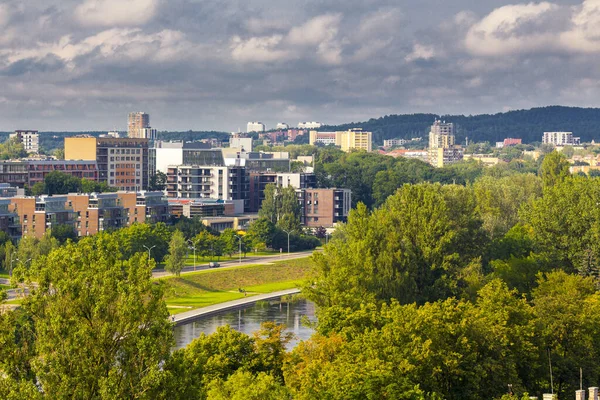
[323,106,600,145]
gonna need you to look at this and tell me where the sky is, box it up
[1,0,599,131]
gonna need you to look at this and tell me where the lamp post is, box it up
[235,235,243,264]
[325,232,330,244]
[187,240,197,271]
[282,230,291,255]
[143,245,156,266]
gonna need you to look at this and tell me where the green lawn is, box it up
[160,258,312,314]
[0,269,9,279]
[0,284,10,290]
[182,250,294,266]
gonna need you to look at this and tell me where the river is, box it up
[173,297,317,349]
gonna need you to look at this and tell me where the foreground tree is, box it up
[0,234,173,399]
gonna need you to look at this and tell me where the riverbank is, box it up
[158,257,312,314]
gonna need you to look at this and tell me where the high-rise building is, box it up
[247,122,266,133]
[64,136,149,191]
[128,112,150,138]
[428,120,463,167]
[10,130,39,154]
[543,132,580,146]
[276,123,289,130]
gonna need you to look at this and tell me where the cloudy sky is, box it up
[1,0,599,131]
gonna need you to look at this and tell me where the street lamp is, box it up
[235,235,243,264]
[143,245,156,265]
[187,240,197,271]
[282,230,291,255]
[325,232,330,244]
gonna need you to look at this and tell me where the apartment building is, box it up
[428,120,463,167]
[298,122,322,129]
[10,130,39,153]
[309,129,373,152]
[0,199,21,240]
[168,199,241,219]
[10,196,76,239]
[116,191,169,225]
[27,160,98,186]
[543,132,580,146]
[150,141,214,174]
[64,136,149,191]
[297,188,351,228]
[247,122,266,133]
[0,161,28,187]
[128,112,150,138]
[383,138,408,148]
[166,165,248,208]
[67,193,127,236]
[248,172,316,213]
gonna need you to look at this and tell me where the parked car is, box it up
[209,262,220,268]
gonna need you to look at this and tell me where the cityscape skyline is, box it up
[1,0,599,131]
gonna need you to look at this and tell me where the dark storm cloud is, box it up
[0,0,599,131]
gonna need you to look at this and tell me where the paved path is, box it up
[171,288,301,326]
[152,250,317,279]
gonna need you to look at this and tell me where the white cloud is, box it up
[465,2,561,56]
[560,0,600,52]
[74,0,158,27]
[405,44,437,62]
[2,28,192,70]
[287,14,342,46]
[230,35,290,63]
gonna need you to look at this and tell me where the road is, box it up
[151,250,317,278]
[172,288,301,326]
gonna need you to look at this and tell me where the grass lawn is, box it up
[0,284,10,290]
[0,269,9,279]
[159,257,312,314]
[182,250,292,266]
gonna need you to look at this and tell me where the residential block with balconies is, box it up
[10,196,77,239]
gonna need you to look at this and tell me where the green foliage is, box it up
[0,233,173,399]
[207,370,290,400]
[0,137,27,160]
[50,224,78,244]
[166,230,187,276]
[32,171,117,195]
[539,151,571,188]
[117,222,172,263]
[172,216,212,240]
[306,183,487,309]
[148,171,167,191]
[258,184,302,231]
[521,175,600,275]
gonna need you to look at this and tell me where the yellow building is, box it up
[309,128,372,152]
[64,136,97,161]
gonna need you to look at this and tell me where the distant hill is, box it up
[323,106,600,145]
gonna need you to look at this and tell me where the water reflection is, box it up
[174,298,316,350]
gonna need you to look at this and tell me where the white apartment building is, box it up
[383,138,409,147]
[276,123,289,130]
[10,130,39,154]
[543,132,580,146]
[298,121,322,129]
[247,122,266,133]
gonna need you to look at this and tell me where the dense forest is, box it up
[324,106,600,145]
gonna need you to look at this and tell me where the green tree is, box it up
[43,171,81,195]
[148,172,167,191]
[219,229,238,258]
[166,230,187,276]
[306,183,486,309]
[539,151,570,188]
[30,182,45,196]
[258,184,278,224]
[193,230,218,259]
[207,371,290,400]
[50,224,77,244]
[0,234,173,399]
[245,218,275,251]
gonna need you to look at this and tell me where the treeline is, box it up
[324,106,600,145]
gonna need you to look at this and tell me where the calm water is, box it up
[173,298,317,349]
